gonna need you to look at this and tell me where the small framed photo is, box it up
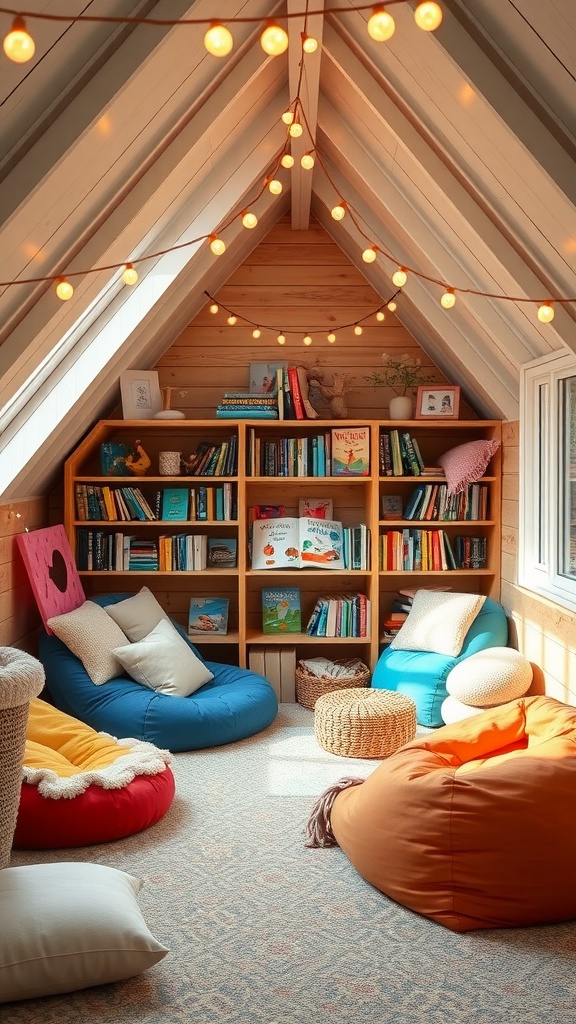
[249,361,287,395]
[120,370,163,420]
[415,385,460,420]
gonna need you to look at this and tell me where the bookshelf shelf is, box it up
[64,418,501,671]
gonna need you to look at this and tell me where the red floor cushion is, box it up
[13,699,175,849]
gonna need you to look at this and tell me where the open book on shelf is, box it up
[251,516,344,570]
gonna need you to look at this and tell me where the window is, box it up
[520,351,576,610]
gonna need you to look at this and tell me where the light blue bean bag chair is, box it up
[371,597,508,727]
[38,593,278,752]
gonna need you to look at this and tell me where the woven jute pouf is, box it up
[314,688,417,759]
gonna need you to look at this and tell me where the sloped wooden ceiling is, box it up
[0,0,575,501]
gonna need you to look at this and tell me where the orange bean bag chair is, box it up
[313,695,576,931]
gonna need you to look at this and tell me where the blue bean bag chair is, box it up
[371,597,508,727]
[38,594,278,752]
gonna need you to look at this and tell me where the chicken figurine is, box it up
[125,439,151,476]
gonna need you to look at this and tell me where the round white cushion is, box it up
[446,647,532,707]
[441,694,485,725]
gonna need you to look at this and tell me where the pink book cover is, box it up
[17,525,86,633]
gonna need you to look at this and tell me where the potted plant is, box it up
[364,353,434,419]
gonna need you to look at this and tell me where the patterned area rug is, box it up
[10,703,576,1023]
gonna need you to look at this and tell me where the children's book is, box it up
[188,597,229,635]
[161,488,189,520]
[249,361,288,395]
[252,516,344,569]
[207,537,237,568]
[381,494,403,520]
[261,587,302,633]
[331,426,370,476]
[298,497,334,519]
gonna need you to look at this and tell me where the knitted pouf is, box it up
[314,688,417,759]
[0,648,45,868]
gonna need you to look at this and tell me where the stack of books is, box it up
[216,393,279,419]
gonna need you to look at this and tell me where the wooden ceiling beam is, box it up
[287,0,324,229]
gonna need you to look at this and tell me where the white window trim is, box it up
[520,348,576,612]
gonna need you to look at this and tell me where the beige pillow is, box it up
[113,618,214,697]
[390,590,486,658]
[104,586,169,642]
[0,862,167,1003]
[47,600,128,685]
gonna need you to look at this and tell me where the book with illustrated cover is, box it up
[249,361,287,395]
[298,498,334,519]
[331,426,370,476]
[208,537,237,568]
[188,597,229,635]
[261,587,301,634]
[381,494,403,520]
[251,516,344,570]
[161,488,189,520]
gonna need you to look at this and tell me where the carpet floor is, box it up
[9,702,576,1023]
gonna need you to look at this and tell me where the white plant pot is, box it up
[389,395,414,420]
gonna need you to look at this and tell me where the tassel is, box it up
[304,777,364,848]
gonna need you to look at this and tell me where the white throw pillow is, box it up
[440,694,484,725]
[113,618,214,696]
[104,586,170,642]
[47,601,128,685]
[0,862,167,1003]
[390,590,486,658]
[446,647,532,707]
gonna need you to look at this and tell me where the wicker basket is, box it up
[296,659,370,710]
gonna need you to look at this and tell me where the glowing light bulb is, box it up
[261,24,288,56]
[414,2,443,32]
[204,24,233,57]
[367,7,396,43]
[392,267,408,287]
[331,203,346,221]
[122,264,138,286]
[302,35,318,54]
[268,179,283,195]
[3,17,35,63]
[277,333,286,345]
[376,310,386,321]
[281,153,295,168]
[440,288,456,309]
[252,329,261,339]
[354,325,363,336]
[55,278,73,301]
[227,315,237,326]
[537,303,555,323]
[362,247,377,263]
[387,300,397,312]
[301,153,315,170]
[327,332,336,344]
[242,211,258,229]
[281,110,295,125]
[289,122,303,138]
[209,303,219,314]
[303,335,313,346]
[210,237,226,256]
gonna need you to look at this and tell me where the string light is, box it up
[3,16,35,62]
[331,202,346,220]
[209,303,219,314]
[288,122,303,138]
[55,278,73,301]
[327,332,336,343]
[392,267,408,287]
[367,7,396,42]
[268,178,283,194]
[375,310,386,321]
[303,334,313,345]
[261,24,288,56]
[281,153,295,168]
[122,264,138,285]
[227,315,237,325]
[362,247,378,263]
[302,34,318,54]
[414,2,443,32]
[537,303,555,324]
[440,288,456,309]
[209,236,226,256]
[204,24,233,57]
[387,300,397,312]
[277,333,286,345]
[281,110,295,126]
[301,153,315,169]
[241,211,258,229]
[252,328,261,338]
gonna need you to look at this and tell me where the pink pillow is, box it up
[438,439,500,495]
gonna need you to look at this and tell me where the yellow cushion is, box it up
[25,698,132,778]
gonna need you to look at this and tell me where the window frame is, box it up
[520,349,576,611]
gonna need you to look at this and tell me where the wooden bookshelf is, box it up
[64,418,501,669]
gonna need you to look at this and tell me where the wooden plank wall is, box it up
[155,215,475,419]
[500,421,576,707]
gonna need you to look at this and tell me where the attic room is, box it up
[2,0,576,1016]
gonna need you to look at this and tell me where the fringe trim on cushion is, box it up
[305,777,364,848]
[22,738,172,800]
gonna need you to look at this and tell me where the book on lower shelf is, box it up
[188,597,230,635]
[207,537,237,568]
[331,426,370,476]
[251,516,344,569]
[261,586,302,633]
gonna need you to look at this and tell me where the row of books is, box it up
[184,435,238,476]
[74,483,236,522]
[247,425,370,477]
[379,430,425,477]
[251,515,368,570]
[306,592,370,638]
[379,529,487,570]
[76,530,237,571]
[402,483,489,522]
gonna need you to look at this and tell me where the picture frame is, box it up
[415,385,461,420]
[249,361,288,395]
[120,370,163,420]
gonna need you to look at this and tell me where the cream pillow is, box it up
[0,862,167,1003]
[113,618,214,697]
[446,647,532,707]
[104,586,170,642]
[47,600,128,685]
[390,590,486,658]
